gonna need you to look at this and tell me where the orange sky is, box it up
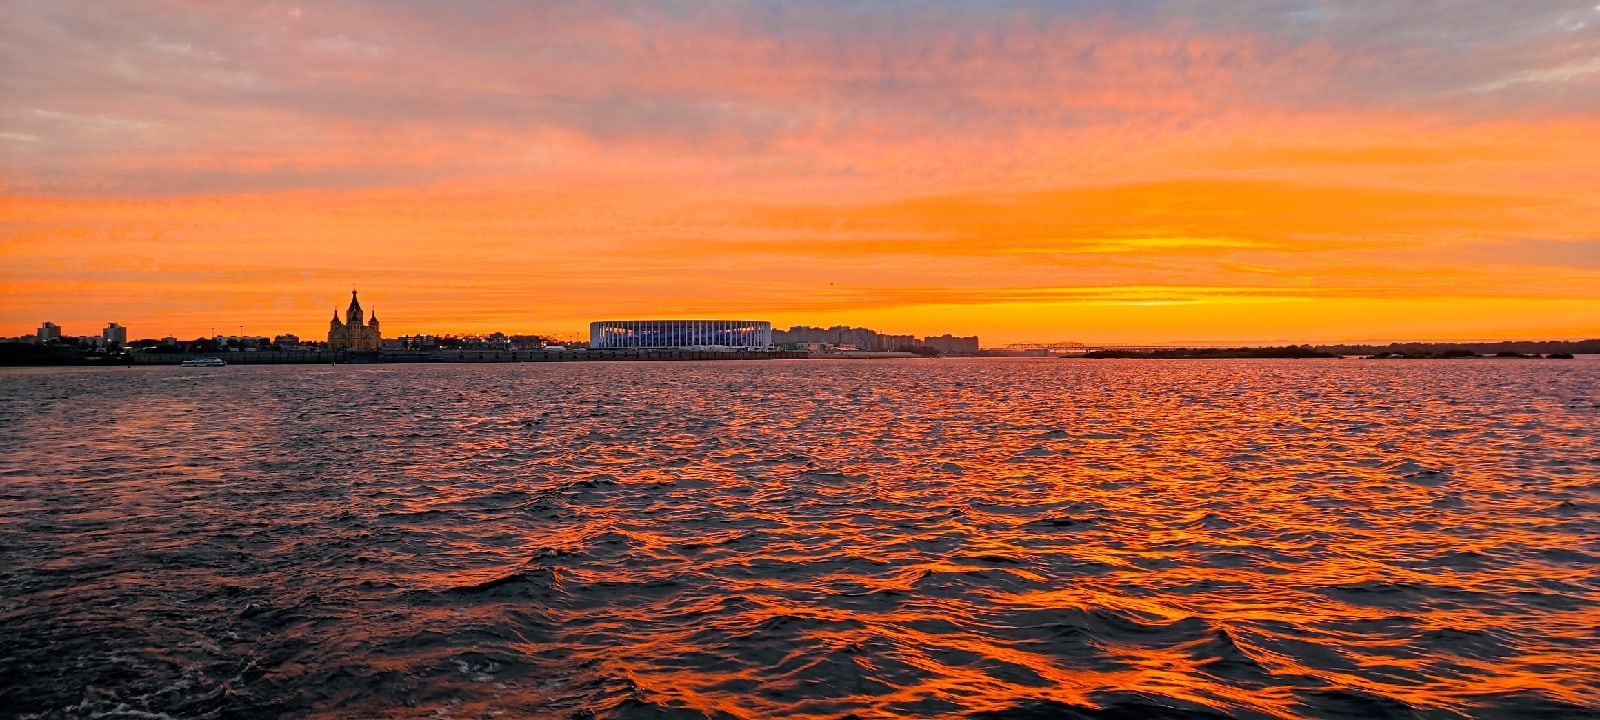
[3,2,1599,344]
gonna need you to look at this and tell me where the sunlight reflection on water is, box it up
[1,359,1597,719]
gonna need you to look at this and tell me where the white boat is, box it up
[180,357,227,367]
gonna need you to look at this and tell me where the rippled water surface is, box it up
[2,359,1598,719]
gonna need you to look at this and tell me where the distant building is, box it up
[274,333,300,348]
[827,325,880,351]
[878,334,917,351]
[771,325,828,346]
[923,334,980,355]
[590,320,772,349]
[217,335,267,349]
[773,325,886,350]
[37,322,61,343]
[102,323,127,348]
[396,334,438,350]
[328,290,382,350]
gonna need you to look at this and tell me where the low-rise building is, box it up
[590,320,772,348]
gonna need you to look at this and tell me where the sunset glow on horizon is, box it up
[4,1,1599,344]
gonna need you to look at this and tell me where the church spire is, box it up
[346,289,364,326]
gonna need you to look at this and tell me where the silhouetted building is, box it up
[37,322,61,343]
[328,291,382,350]
[772,325,977,353]
[772,325,829,346]
[827,325,880,350]
[774,325,886,349]
[923,334,980,355]
[879,334,916,351]
[102,323,127,348]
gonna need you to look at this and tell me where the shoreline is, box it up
[4,342,1596,367]
[1,347,811,367]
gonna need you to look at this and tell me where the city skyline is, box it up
[11,297,1600,349]
[4,2,1599,345]
[10,306,990,350]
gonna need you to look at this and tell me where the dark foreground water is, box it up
[1,359,1597,720]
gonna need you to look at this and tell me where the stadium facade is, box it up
[589,320,773,349]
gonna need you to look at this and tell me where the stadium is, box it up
[589,320,773,349]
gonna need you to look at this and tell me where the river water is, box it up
[1,359,1596,719]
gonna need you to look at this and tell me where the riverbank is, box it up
[1075,344,1590,359]
[0,345,810,366]
[1080,346,1338,359]
[133,348,810,365]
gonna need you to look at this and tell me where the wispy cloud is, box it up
[1463,54,1600,92]
[3,1,1598,195]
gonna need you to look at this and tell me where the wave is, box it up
[3,360,1596,719]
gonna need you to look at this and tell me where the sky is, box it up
[3,0,1599,345]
